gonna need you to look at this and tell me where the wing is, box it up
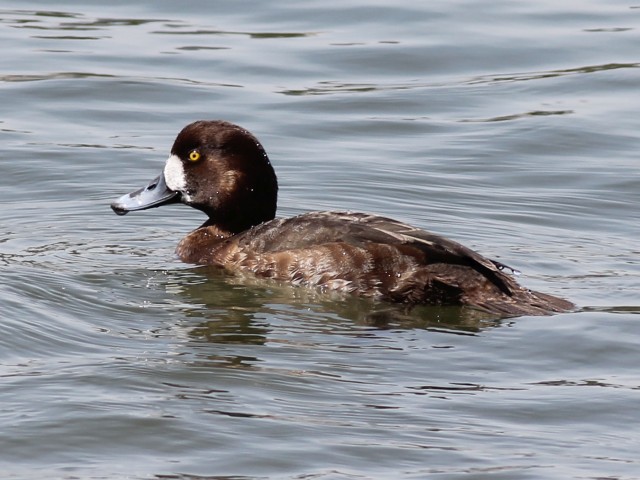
[237,211,517,296]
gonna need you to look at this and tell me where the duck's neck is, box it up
[198,207,274,236]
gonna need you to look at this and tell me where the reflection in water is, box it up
[582,305,640,315]
[460,109,574,123]
[467,62,640,85]
[2,9,166,29]
[154,29,315,39]
[280,62,640,96]
[163,266,503,350]
[407,383,525,395]
[155,475,257,480]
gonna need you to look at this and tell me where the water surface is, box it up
[1,1,639,479]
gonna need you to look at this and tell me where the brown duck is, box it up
[111,120,574,317]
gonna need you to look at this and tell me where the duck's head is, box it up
[111,120,278,234]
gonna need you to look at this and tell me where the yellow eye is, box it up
[188,150,201,162]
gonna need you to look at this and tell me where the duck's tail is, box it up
[472,287,575,317]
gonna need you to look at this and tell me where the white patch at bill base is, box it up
[164,154,187,192]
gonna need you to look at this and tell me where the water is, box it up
[1,1,639,478]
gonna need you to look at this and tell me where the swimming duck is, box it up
[111,120,574,316]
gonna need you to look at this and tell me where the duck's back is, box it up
[177,211,574,316]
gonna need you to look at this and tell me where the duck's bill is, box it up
[110,172,180,216]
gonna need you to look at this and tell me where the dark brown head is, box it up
[111,120,278,234]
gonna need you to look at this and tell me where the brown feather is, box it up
[113,120,574,317]
[176,211,574,316]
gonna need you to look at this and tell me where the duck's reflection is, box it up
[163,266,503,349]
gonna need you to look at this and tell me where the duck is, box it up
[111,120,574,317]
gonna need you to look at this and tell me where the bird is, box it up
[111,120,574,317]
